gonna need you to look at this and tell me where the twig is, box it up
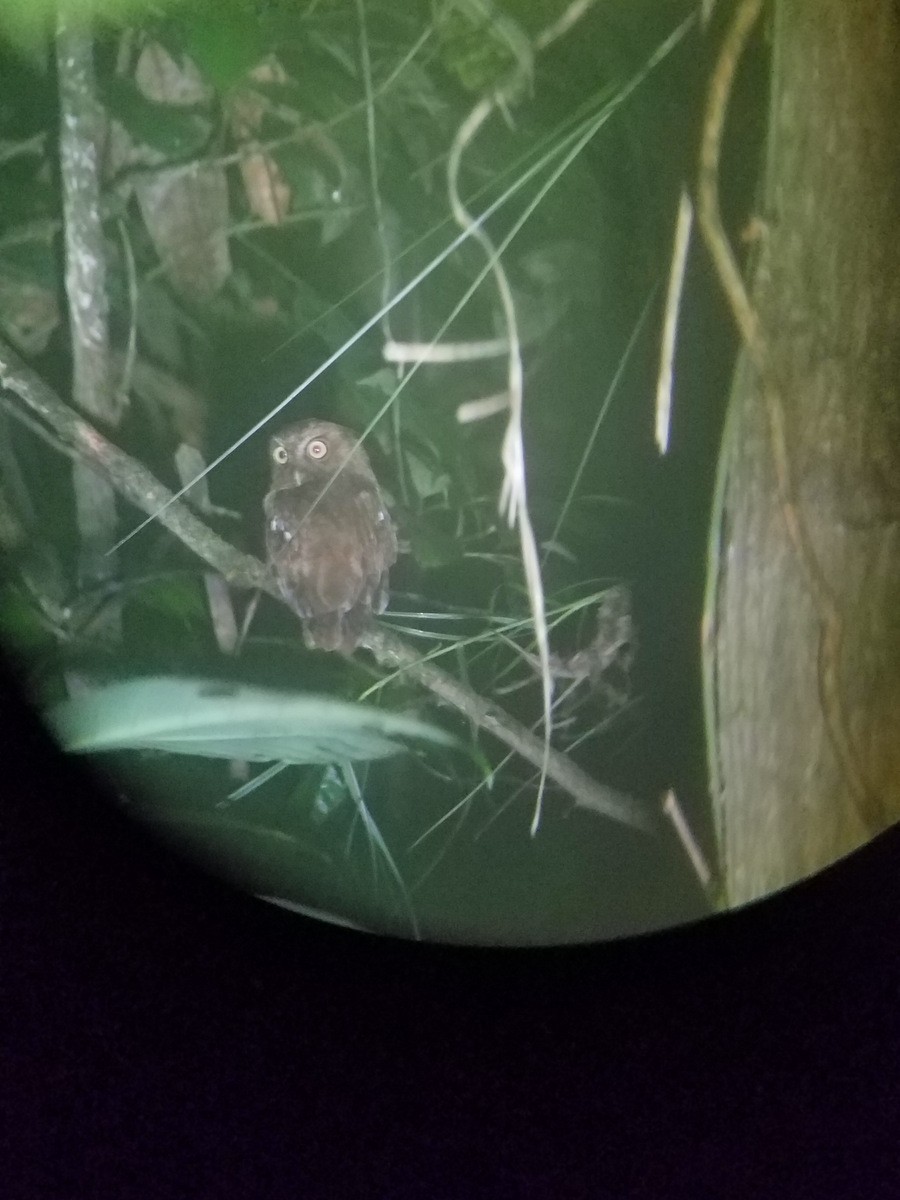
[0,132,47,165]
[655,188,693,455]
[661,789,712,888]
[384,338,510,364]
[0,336,657,835]
[534,0,597,52]
[110,19,695,556]
[0,339,269,594]
[439,3,693,833]
[446,89,548,836]
[359,622,653,833]
[0,334,654,836]
[115,218,139,407]
[456,394,510,423]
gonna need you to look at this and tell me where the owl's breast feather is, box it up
[264,481,395,621]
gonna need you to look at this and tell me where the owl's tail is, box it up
[302,607,372,654]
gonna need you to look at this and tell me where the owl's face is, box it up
[268,420,376,491]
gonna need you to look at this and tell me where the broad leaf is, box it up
[48,677,457,764]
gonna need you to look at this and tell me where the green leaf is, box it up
[437,0,533,94]
[405,448,452,502]
[289,279,359,352]
[48,676,458,764]
[519,239,600,296]
[127,576,208,628]
[276,150,356,245]
[0,0,186,49]
[408,513,463,569]
[103,75,210,157]
[176,8,269,92]
[0,586,54,656]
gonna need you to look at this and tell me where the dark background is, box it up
[2,652,899,1199]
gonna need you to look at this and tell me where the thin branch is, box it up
[0,335,654,836]
[456,394,510,423]
[384,337,510,364]
[534,0,597,51]
[439,4,696,834]
[655,188,693,455]
[447,92,550,837]
[112,23,695,556]
[358,622,653,833]
[661,789,712,889]
[0,339,268,594]
[115,218,139,406]
[0,132,47,165]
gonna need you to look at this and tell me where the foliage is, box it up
[0,0,185,48]
[49,675,460,762]
[0,0,707,943]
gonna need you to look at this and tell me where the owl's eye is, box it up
[306,438,328,460]
[273,445,289,464]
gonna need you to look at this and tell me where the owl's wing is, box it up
[265,480,396,620]
[358,483,398,615]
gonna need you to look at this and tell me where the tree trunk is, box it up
[707,0,900,905]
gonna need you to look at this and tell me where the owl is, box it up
[264,419,398,652]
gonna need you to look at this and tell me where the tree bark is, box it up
[57,21,119,638]
[707,0,900,904]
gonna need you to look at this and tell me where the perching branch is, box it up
[0,335,654,836]
[0,340,268,594]
[357,623,652,833]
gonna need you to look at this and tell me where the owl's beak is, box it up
[293,469,305,486]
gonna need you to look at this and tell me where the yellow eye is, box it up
[307,438,328,460]
[273,445,288,464]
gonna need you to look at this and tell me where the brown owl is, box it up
[264,419,398,652]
